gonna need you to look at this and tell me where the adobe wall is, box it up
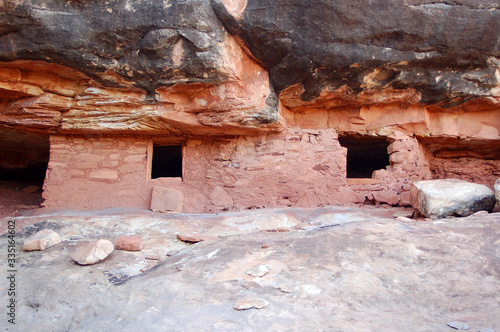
[42,128,430,212]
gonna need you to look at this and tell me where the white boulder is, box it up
[410,179,496,219]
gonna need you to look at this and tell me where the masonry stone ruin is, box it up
[0,0,499,213]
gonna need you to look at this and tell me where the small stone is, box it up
[233,298,269,310]
[176,233,215,243]
[447,321,470,330]
[165,250,179,257]
[23,229,61,251]
[396,216,413,222]
[261,243,269,249]
[116,235,143,251]
[393,210,414,218]
[71,239,114,265]
[277,283,294,293]
[246,265,270,277]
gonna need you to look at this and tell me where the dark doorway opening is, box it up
[0,129,50,218]
[151,145,183,179]
[338,135,390,178]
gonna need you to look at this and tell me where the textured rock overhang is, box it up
[0,0,499,139]
[212,0,500,110]
[0,0,282,138]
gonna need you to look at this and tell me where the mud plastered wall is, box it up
[42,135,151,209]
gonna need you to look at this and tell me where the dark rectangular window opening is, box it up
[338,135,390,178]
[151,145,183,179]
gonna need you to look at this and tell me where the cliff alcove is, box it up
[0,0,498,212]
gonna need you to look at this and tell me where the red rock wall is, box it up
[42,128,431,212]
[429,158,500,189]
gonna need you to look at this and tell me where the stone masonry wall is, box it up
[180,128,350,212]
[42,135,151,209]
[177,128,427,212]
[42,128,430,212]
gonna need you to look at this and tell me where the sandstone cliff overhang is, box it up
[0,0,499,139]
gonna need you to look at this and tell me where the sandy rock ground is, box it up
[0,202,499,331]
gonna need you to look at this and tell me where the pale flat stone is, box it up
[71,239,114,265]
[447,321,470,330]
[150,186,183,213]
[246,265,270,277]
[116,235,143,251]
[410,179,496,219]
[393,210,414,218]
[233,298,269,310]
[23,229,61,251]
[176,233,215,243]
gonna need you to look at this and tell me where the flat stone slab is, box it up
[410,179,496,219]
[150,187,184,213]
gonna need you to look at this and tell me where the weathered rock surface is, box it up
[0,0,282,139]
[214,0,500,109]
[0,0,499,140]
[22,228,60,251]
[2,207,499,330]
[410,179,496,218]
[71,239,114,265]
[0,0,499,204]
[116,235,143,251]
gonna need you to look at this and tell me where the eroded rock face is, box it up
[0,0,498,135]
[0,0,238,93]
[0,0,282,138]
[213,0,500,110]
